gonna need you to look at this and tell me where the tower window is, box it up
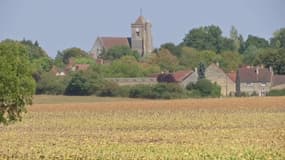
[135,28,140,37]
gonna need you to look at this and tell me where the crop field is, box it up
[0,96,285,159]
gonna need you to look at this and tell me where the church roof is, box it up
[98,37,131,49]
[134,16,146,24]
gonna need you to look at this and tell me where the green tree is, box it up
[102,46,140,60]
[256,48,285,74]
[187,79,221,97]
[150,49,179,72]
[104,56,145,77]
[270,28,285,48]
[0,40,35,124]
[36,72,69,95]
[245,35,269,49]
[160,43,181,57]
[64,66,105,96]
[220,51,242,72]
[230,26,240,51]
[242,45,258,65]
[183,25,228,53]
[20,39,49,60]
[56,47,89,65]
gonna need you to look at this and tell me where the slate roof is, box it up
[272,75,285,86]
[238,66,272,83]
[98,37,131,50]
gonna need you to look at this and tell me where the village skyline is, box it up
[1,0,285,57]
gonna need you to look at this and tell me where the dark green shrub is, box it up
[268,89,285,96]
[97,81,120,97]
[186,79,221,97]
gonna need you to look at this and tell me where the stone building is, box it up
[205,63,236,96]
[90,16,153,59]
[236,66,273,96]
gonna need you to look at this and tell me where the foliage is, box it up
[270,28,285,48]
[242,45,258,65]
[183,25,235,53]
[179,47,219,69]
[102,46,140,60]
[268,89,285,96]
[244,35,269,50]
[149,49,179,72]
[64,69,104,96]
[129,83,186,99]
[187,79,221,97]
[219,51,242,72]
[55,47,89,65]
[74,57,96,65]
[103,56,145,77]
[20,39,49,60]
[0,40,35,124]
[160,42,182,57]
[36,72,69,95]
[255,48,285,74]
[96,81,120,97]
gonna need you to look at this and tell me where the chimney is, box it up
[269,66,273,73]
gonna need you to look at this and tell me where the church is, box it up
[90,16,153,59]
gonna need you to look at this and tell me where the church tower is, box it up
[131,16,153,57]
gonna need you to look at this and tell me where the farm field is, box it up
[0,96,285,159]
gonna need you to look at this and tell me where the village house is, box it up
[90,16,153,59]
[236,66,273,96]
[205,63,236,96]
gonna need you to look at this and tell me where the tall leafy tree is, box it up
[56,47,89,65]
[245,35,269,49]
[230,26,241,52]
[183,25,223,52]
[150,49,179,72]
[270,28,285,48]
[160,43,181,57]
[0,40,35,124]
[256,48,285,74]
[183,25,235,53]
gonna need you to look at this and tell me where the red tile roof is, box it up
[273,75,285,86]
[238,66,272,83]
[172,70,193,82]
[157,70,193,83]
[99,37,130,50]
[227,71,237,82]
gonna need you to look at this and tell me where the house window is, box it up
[136,28,140,37]
[260,83,266,87]
[247,83,253,87]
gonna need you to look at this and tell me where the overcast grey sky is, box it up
[1,0,285,57]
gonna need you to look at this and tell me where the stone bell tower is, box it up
[131,15,153,57]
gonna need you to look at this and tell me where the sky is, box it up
[1,0,285,58]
